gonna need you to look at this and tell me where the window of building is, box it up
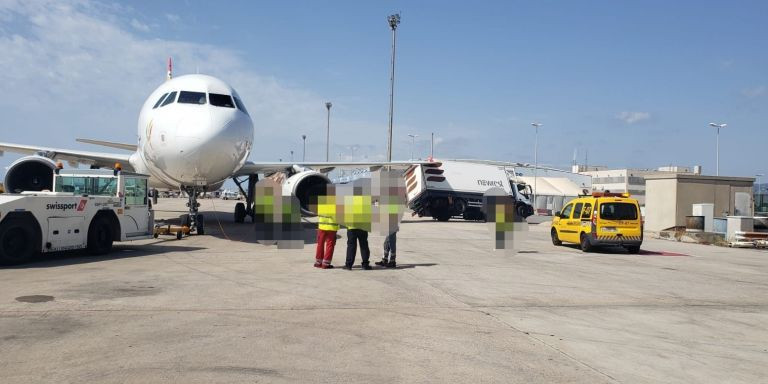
[152,93,169,109]
[160,91,177,107]
[209,93,235,108]
[178,91,207,105]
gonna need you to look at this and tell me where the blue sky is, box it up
[0,0,766,178]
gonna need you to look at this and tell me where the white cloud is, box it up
[0,0,377,164]
[616,111,650,124]
[741,86,765,98]
[130,18,150,32]
[165,13,180,23]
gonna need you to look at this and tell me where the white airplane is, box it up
[0,59,422,233]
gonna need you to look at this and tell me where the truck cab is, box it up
[0,168,154,265]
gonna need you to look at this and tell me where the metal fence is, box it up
[757,193,768,214]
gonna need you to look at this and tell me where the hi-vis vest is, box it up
[317,196,340,231]
[344,195,372,231]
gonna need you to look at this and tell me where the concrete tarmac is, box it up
[1,198,767,383]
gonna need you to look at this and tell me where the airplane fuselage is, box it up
[130,74,254,190]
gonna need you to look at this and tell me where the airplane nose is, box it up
[169,109,253,184]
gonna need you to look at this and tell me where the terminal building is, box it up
[574,165,701,207]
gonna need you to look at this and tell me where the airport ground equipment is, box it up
[0,168,154,265]
[153,223,190,240]
[405,160,534,221]
[551,191,643,253]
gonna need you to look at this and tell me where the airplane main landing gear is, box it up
[233,174,259,223]
[182,186,206,235]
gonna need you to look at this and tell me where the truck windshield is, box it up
[599,202,638,220]
[54,176,117,196]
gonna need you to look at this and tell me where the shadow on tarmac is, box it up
[4,241,207,269]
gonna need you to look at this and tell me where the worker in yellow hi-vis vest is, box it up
[343,191,373,270]
[314,187,339,269]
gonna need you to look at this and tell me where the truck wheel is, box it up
[517,203,533,218]
[87,216,113,255]
[434,211,451,222]
[551,228,562,246]
[0,219,36,265]
[579,233,592,253]
[196,214,205,235]
[234,203,246,223]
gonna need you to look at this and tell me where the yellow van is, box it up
[551,192,642,253]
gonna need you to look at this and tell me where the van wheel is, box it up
[579,233,592,252]
[87,216,113,255]
[626,245,641,254]
[551,228,562,246]
[0,219,36,265]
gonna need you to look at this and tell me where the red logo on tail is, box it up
[77,199,87,212]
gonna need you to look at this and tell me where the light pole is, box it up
[757,173,764,193]
[290,150,294,162]
[408,134,418,160]
[708,122,727,176]
[325,102,332,162]
[430,132,434,159]
[531,122,543,215]
[301,135,307,162]
[386,13,400,162]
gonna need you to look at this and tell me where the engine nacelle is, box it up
[282,170,331,213]
[4,156,57,193]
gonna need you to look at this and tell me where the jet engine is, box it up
[282,170,331,214]
[3,156,57,193]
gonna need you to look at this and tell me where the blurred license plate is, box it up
[602,227,617,232]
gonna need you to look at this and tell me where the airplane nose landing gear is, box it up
[181,186,206,235]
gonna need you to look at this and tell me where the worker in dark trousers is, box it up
[344,191,372,270]
[373,170,405,269]
[377,231,397,268]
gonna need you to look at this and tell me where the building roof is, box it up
[645,174,754,183]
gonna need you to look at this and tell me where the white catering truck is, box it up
[405,160,534,221]
[0,168,154,265]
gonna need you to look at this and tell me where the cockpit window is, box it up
[233,96,249,115]
[161,91,177,107]
[209,93,235,108]
[152,93,169,109]
[178,91,207,105]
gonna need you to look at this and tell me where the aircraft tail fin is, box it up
[76,138,138,152]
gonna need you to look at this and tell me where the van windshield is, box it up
[599,203,638,220]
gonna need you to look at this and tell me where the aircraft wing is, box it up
[0,142,133,170]
[235,160,430,176]
[448,159,567,172]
